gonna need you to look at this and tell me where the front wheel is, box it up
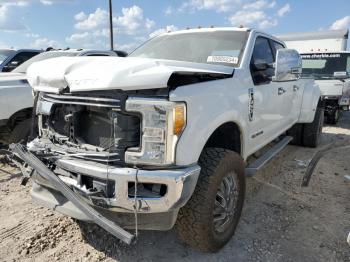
[8,119,32,144]
[176,148,245,252]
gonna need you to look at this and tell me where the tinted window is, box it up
[0,50,15,65]
[10,52,39,65]
[3,52,40,72]
[250,37,274,85]
[301,53,350,79]
[251,37,274,65]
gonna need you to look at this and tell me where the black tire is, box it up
[8,119,32,144]
[286,123,303,146]
[176,148,245,252]
[327,107,340,125]
[302,106,324,148]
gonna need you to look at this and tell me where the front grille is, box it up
[42,93,122,109]
[41,93,140,164]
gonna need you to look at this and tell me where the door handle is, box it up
[293,85,299,92]
[278,87,286,95]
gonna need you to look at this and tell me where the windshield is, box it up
[13,51,79,73]
[129,31,248,67]
[0,50,15,65]
[301,53,350,79]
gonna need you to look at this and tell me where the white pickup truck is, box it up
[10,27,322,252]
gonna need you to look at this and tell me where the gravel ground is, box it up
[0,113,349,262]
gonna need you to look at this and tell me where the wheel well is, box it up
[204,122,241,154]
[8,108,33,129]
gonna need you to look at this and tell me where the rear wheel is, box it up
[286,123,303,146]
[176,148,245,252]
[327,107,340,125]
[302,106,324,148]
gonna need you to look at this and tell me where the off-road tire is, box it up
[302,106,324,148]
[176,148,245,252]
[326,107,340,125]
[8,119,32,144]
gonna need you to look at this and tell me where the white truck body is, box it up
[13,28,322,250]
[279,30,350,123]
[26,32,320,162]
[0,73,33,121]
[278,29,348,52]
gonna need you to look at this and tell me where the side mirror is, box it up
[273,49,302,82]
[333,71,349,79]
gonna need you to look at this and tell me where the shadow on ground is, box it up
[74,112,350,262]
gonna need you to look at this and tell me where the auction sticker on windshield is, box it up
[207,55,239,64]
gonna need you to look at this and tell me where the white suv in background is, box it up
[0,49,120,144]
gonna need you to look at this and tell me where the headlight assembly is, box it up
[125,97,186,166]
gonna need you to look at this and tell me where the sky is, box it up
[0,0,349,52]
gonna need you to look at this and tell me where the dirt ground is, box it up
[0,113,349,262]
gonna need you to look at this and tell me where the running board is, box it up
[245,136,293,177]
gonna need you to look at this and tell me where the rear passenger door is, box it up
[273,41,304,124]
[270,40,296,127]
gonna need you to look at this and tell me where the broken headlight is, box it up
[125,97,186,166]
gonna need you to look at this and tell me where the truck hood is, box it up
[315,79,344,97]
[26,57,234,93]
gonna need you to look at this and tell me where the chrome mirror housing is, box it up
[273,49,302,82]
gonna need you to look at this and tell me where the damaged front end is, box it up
[11,90,200,244]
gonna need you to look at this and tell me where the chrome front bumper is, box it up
[11,143,200,232]
[35,158,200,214]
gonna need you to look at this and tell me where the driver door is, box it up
[247,36,293,153]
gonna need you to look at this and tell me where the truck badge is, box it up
[248,88,254,121]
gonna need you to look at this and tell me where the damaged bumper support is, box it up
[11,144,200,243]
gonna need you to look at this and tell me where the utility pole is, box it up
[109,0,114,50]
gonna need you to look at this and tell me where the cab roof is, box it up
[159,27,283,44]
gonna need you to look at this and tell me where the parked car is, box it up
[0,49,42,72]
[12,28,322,252]
[0,49,119,144]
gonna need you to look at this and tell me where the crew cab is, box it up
[11,28,322,252]
[0,49,41,72]
[0,49,119,145]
